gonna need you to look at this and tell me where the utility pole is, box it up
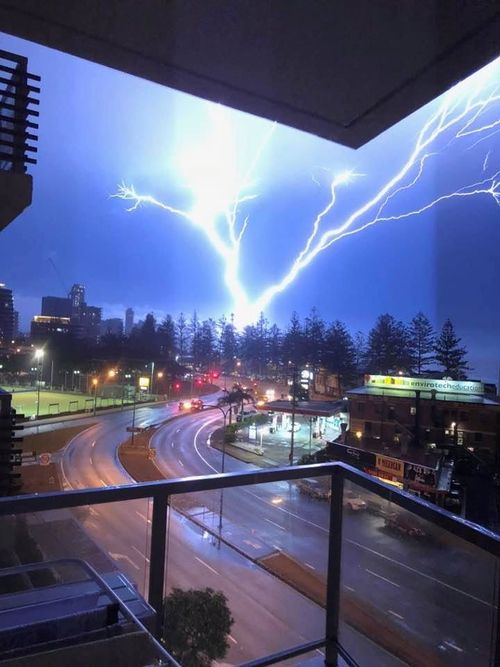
[289,365,298,465]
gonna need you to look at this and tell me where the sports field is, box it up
[2,389,130,418]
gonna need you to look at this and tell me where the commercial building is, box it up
[30,315,72,343]
[0,284,15,343]
[72,304,101,342]
[346,374,500,464]
[41,295,72,318]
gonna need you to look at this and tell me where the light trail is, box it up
[115,60,500,326]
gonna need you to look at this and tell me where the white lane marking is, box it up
[195,556,220,576]
[88,507,100,516]
[365,568,400,588]
[178,459,185,467]
[91,441,96,447]
[228,634,238,645]
[99,478,107,487]
[89,456,93,465]
[344,585,355,592]
[388,609,404,620]
[135,510,151,524]
[305,562,315,570]
[443,640,464,653]
[264,518,285,531]
[193,418,220,472]
[348,537,491,607]
[171,441,175,448]
[109,552,140,571]
[132,545,150,563]
[176,428,181,433]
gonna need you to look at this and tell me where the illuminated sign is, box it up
[139,377,150,390]
[376,454,404,479]
[365,375,484,396]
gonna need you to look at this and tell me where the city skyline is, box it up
[0,32,499,381]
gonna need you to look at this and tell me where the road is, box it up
[44,398,497,665]
[150,409,498,667]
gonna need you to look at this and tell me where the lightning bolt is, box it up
[115,59,500,327]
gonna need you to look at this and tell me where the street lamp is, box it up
[92,378,98,416]
[205,403,233,548]
[35,348,44,419]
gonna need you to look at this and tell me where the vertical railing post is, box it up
[148,493,169,637]
[325,466,344,666]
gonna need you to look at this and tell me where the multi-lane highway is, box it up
[29,396,497,665]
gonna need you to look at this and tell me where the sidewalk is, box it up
[210,427,327,468]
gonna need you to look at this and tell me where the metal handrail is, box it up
[0,462,498,665]
[0,462,498,555]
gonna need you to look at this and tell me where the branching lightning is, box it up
[115,60,500,327]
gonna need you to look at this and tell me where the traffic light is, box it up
[174,383,181,391]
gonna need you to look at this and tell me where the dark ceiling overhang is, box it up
[1,1,499,148]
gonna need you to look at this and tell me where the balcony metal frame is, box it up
[0,48,40,173]
[0,462,499,666]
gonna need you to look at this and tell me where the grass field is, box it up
[2,389,131,418]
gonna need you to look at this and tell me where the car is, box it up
[191,398,204,411]
[343,491,367,512]
[384,512,426,538]
[178,400,191,411]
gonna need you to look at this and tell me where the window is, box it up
[388,406,395,420]
[460,411,468,422]
[357,402,365,414]
[474,432,483,442]
[364,421,372,434]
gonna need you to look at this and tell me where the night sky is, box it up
[1,32,499,382]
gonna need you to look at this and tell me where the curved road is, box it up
[151,410,498,667]
[48,399,498,665]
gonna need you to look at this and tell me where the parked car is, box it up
[384,512,426,538]
[236,408,257,422]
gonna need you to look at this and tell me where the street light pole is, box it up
[210,403,232,548]
[35,349,44,420]
[289,365,298,465]
[92,378,98,416]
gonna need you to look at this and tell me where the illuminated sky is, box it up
[1,32,499,381]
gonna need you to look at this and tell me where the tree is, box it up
[434,319,469,379]
[353,331,367,371]
[158,314,177,361]
[176,312,188,357]
[303,307,325,368]
[163,587,234,667]
[324,320,357,391]
[282,312,305,367]
[366,314,411,374]
[408,312,435,375]
[219,315,238,373]
[267,324,282,372]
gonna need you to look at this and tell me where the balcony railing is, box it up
[0,462,498,666]
[0,49,39,173]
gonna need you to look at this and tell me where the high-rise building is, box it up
[13,310,18,338]
[125,307,134,336]
[69,284,85,313]
[0,284,14,343]
[72,305,101,342]
[41,296,72,318]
